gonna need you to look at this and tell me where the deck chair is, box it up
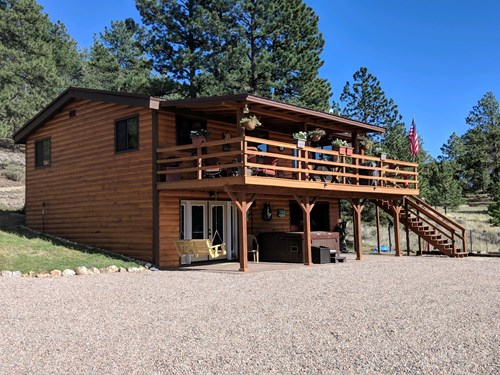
[203,157,221,178]
[254,157,278,177]
[247,234,260,262]
[190,239,227,258]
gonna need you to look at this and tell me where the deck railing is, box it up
[156,136,418,190]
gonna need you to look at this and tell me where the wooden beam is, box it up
[391,201,402,256]
[224,188,256,272]
[350,198,364,260]
[375,204,381,254]
[293,195,318,266]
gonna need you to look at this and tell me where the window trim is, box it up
[115,115,140,153]
[34,138,51,168]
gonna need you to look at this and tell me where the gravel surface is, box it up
[1,254,499,374]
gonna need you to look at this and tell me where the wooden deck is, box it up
[157,136,418,198]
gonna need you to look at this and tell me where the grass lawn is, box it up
[0,211,139,273]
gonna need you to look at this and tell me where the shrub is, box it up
[4,163,25,183]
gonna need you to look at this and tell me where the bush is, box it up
[487,199,500,226]
[4,163,25,183]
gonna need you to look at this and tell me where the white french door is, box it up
[180,200,238,263]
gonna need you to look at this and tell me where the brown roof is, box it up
[13,88,384,144]
[162,93,385,135]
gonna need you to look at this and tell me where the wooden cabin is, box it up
[13,88,466,272]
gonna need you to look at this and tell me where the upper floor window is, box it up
[176,115,207,146]
[115,116,139,152]
[35,138,51,167]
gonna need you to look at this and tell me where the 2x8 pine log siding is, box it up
[25,99,154,261]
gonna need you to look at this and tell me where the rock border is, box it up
[1,226,160,278]
[1,265,154,278]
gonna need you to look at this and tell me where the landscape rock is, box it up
[119,267,127,273]
[50,270,62,277]
[106,265,119,273]
[89,267,100,274]
[36,273,51,278]
[12,271,22,277]
[1,270,12,277]
[62,269,75,277]
[75,266,88,275]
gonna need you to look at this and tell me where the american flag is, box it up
[408,119,419,158]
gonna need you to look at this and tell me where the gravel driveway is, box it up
[1,254,499,374]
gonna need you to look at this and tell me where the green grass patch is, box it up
[0,212,139,273]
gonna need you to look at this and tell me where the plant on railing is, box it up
[292,131,308,149]
[240,115,262,131]
[292,131,308,140]
[332,138,352,156]
[331,138,348,147]
[190,129,210,138]
[308,128,326,142]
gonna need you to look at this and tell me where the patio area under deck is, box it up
[156,136,419,272]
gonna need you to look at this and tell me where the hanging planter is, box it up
[240,115,262,131]
[308,128,326,143]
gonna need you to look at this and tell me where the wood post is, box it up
[225,188,256,272]
[294,195,317,266]
[350,199,364,260]
[375,204,381,254]
[391,201,402,256]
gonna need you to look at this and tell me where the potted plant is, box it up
[190,129,209,146]
[332,138,351,155]
[308,128,326,142]
[240,115,262,131]
[292,131,308,148]
[374,147,387,160]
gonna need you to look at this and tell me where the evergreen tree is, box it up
[462,92,500,195]
[424,159,463,212]
[487,198,500,226]
[339,67,414,161]
[0,0,82,138]
[136,0,331,108]
[88,18,153,94]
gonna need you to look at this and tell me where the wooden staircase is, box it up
[376,196,468,258]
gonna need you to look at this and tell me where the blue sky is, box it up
[37,0,500,157]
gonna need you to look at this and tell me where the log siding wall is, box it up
[25,99,154,261]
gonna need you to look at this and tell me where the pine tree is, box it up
[136,0,331,108]
[462,92,500,195]
[424,159,463,212]
[339,67,415,161]
[88,18,153,94]
[0,0,82,138]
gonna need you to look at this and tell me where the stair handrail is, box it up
[408,196,466,231]
[405,196,466,254]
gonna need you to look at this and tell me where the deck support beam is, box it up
[294,195,317,266]
[375,204,381,254]
[225,187,256,272]
[391,200,402,256]
[350,199,364,260]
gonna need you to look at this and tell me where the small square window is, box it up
[35,138,51,167]
[115,116,139,152]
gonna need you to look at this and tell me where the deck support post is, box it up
[391,201,402,256]
[294,195,317,266]
[375,204,381,254]
[350,199,364,260]
[225,188,256,272]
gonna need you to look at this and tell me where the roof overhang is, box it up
[161,93,385,136]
